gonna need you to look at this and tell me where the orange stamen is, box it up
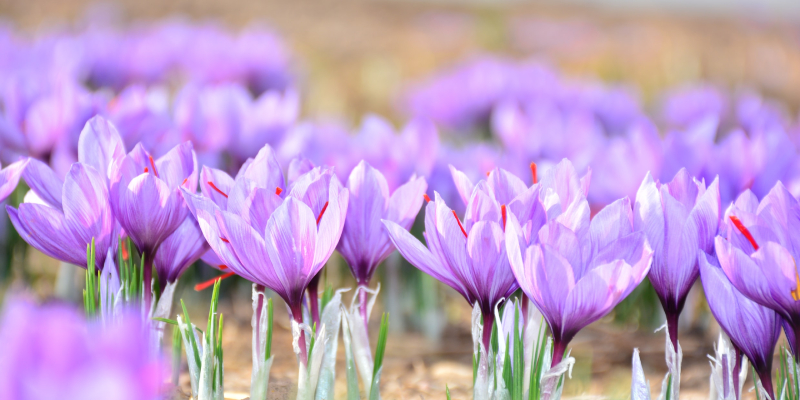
[148,155,159,178]
[423,194,431,203]
[220,237,230,243]
[275,187,283,196]
[208,181,228,198]
[792,261,800,301]
[194,272,236,291]
[452,210,468,238]
[729,215,758,251]
[501,204,507,229]
[530,162,538,184]
[316,201,329,225]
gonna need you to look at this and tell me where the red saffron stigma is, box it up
[316,201,329,225]
[452,210,468,238]
[182,178,188,186]
[148,155,159,178]
[121,244,129,261]
[486,171,491,177]
[194,272,236,291]
[729,215,759,251]
[423,193,431,203]
[275,187,283,196]
[530,162,538,184]
[220,237,230,243]
[208,181,228,198]
[219,265,228,270]
[144,167,149,173]
[501,204,507,229]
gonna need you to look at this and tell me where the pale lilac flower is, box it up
[634,168,720,350]
[0,297,166,400]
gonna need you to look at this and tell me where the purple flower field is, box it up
[2,1,800,399]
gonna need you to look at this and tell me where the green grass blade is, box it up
[153,317,179,325]
[181,299,202,368]
[265,298,273,361]
[446,384,452,400]
[370,313,390,398]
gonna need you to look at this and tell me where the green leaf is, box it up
[181,299,202,368]
[370,313,390,399]
[320,284,333,312]
[265,298,274,361]
[153,317,179,325]
[446,385,452,400]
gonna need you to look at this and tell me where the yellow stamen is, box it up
[792,258,800,301]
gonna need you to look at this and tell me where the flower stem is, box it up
[308,272,321,327]
[551,339,567,367]
[255,284,265,352]
[666,312,679,353]
[481,309,494,353]
[758,369,775,400]
[358,284,369,330]
[291,304,308,366]
[143,252,153,310]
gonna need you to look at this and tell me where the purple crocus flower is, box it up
[634,168,721,350]
[109,140,198,301]
[506,192,653,366]
[8,116,123,268]
[153,217,209,285]
[383,187,518,351]
[0,158,28,203]
[0,297,166,400]
[184,166,348,365]
[715,185,800,361]
[699,251,780,400]
[337,160,427,320]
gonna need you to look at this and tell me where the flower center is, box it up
[316,201,329,226]
[452,210,468,238]
[729,215,758,251]
[530,162,538,184]
[207,181,228,198]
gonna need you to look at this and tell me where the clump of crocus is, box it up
[715,185,800,363]
[384,186,518,353]
[0,297,166,400]
[109,138,198,305]
[699,249,780,400]
[634,169,721,349]
[8,116,123,270]
[184,165,348,366]
[506,194,652,366]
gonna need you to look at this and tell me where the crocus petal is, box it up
[448,164,474,206]
[589,197,633,259]
[22,158,63,210]
[199,166,234,209]
[155,142,197,190]
[716,237,790,315]
[487,168,527,205]
[154,217,209,284]
[0,159,29,203]
[77,116,125,179]
[314,178,348,270]
[115,174,186,254]
[62,163,115,266]
[242,144,285,192]
[264,197,318,306]
[562,260,633,341]
[383,219,467,298]
[634,172,665,258]
[8,204,86,266]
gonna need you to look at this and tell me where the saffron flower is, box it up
[109,140,198,301]
[184,166,348,365]
[505,194,653,366]
[337,160,427,318]
[699,250,780,400]
[0,158,28,203]
[0,297,166,400]
[383,188,518,351]
[8,116,123,269]
[634,168,721,350]
[715,185,800,361]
